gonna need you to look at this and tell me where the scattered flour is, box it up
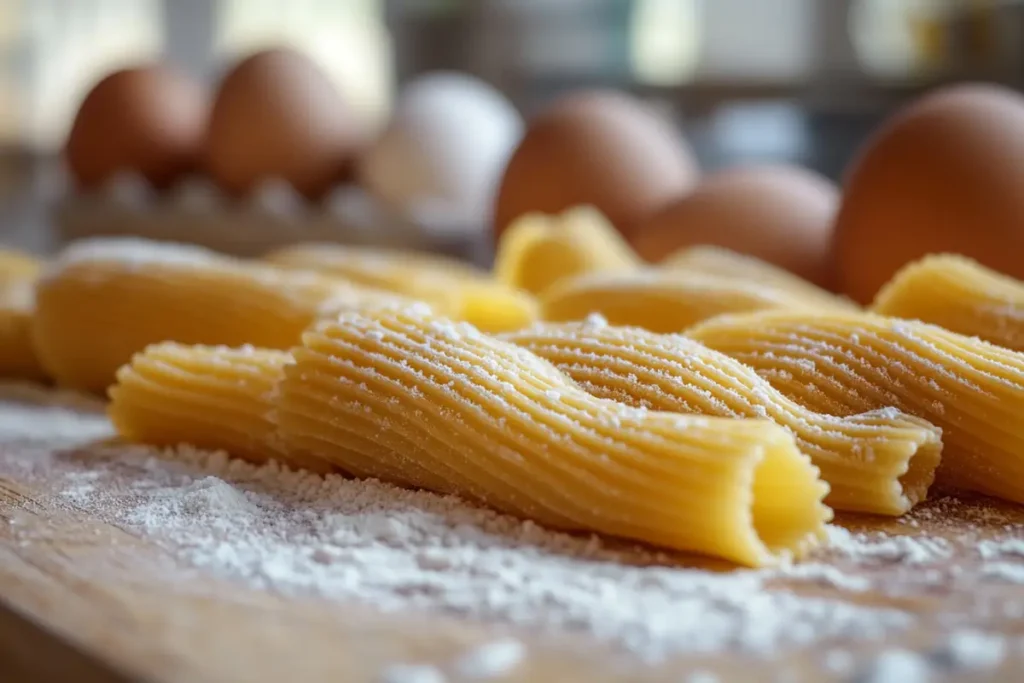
[452,638,526,679]
[857,649,932,683]
[0,383,1022,676]
[378,664,447,683]
[824,527,952,565]
[978,539,1024,561]
[934,630,1006,671]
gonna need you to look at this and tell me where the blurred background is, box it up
[1,0,1023,255]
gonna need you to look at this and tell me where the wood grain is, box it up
[1,436,1024,681]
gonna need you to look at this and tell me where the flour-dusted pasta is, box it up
[109,342,332,472]
[0,249,46,381]
[661,245,856,310]
[540,270,834,334]
[266,242,489,292]
[266,242,537,333]
[276,303,830,567]
[32,238,360,393]
[689,310,1024,504]
[873,254,1024,351]
[494,206,640,296]
[502,320,941,515]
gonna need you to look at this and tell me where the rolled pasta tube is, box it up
[688,310,1024,504]
[276,303,831,566]
[661,245,856,311]
[502,321,941,515]
[494,206,640,296]
[540,270,830,334]
[109,343,332,473]
[266,242,538,333]
[265,243,489,290]
[31,238,364,394]
[0,249,47,382]
[873,254,1024,351]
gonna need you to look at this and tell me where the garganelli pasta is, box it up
[540,270,833,334]
[265,242,490,291]
[661,245,856,311]
[266,242,537,333]
[688,310,1024,504]
[32,238,361,393]
[873,254,1024,351]
[502,320,941,515]
[494,206,640,296]
[0,249,46,382]
[109,342,332,472]
[275,303,831,566]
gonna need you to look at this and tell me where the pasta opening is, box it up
[895,436,942,511]
[749,439,831,560]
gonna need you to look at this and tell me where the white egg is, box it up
[358,72,523,231]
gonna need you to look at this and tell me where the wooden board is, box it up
[2,408,1024,682]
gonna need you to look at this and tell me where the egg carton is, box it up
[53,174,493,265]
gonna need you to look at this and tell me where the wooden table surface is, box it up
[1,388,1024,683]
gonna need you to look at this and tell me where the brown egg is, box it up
[65,65,207,190]
[833,83,1024,304]
[493,90,697,239]
[631,165,839,288]
[205,48,359,200]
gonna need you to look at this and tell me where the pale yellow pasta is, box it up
[266,242,537,333]
[662,245,856,310]
[0,249,47,381]
[454,280,539,334]
[276,303,830,567]
[266,242,488,289]
[502,321,941,515]
[688,310,1024,504]
[0,249,43,280]
[873,254,1024,351]
[32,238,362,394]
[109,343,331,472]
[540,270,834,334]
[494,206,640,296]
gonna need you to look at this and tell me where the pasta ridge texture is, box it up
[502,321,941,515]
[275,304,830,566]
[494,206,640,296]
[873,254,1024,351]
[540,270,841,334]
[108,342,335,472]
[688,310,1024,503]
[31,239,363,393]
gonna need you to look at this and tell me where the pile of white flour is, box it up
[1,383,1023,677]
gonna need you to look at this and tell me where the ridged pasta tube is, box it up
[276,303,831,566]
[689,310,1024,504]
[494,206,640,295]
[873,254,1024,351]
[32,238,361,393]
[266,242,537,333]
[540,270,834,334]
[265,243,489,291]
[109,343,331,472]
[0,249,46,381]
[502,321,941,515]
[662,245,856,310]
